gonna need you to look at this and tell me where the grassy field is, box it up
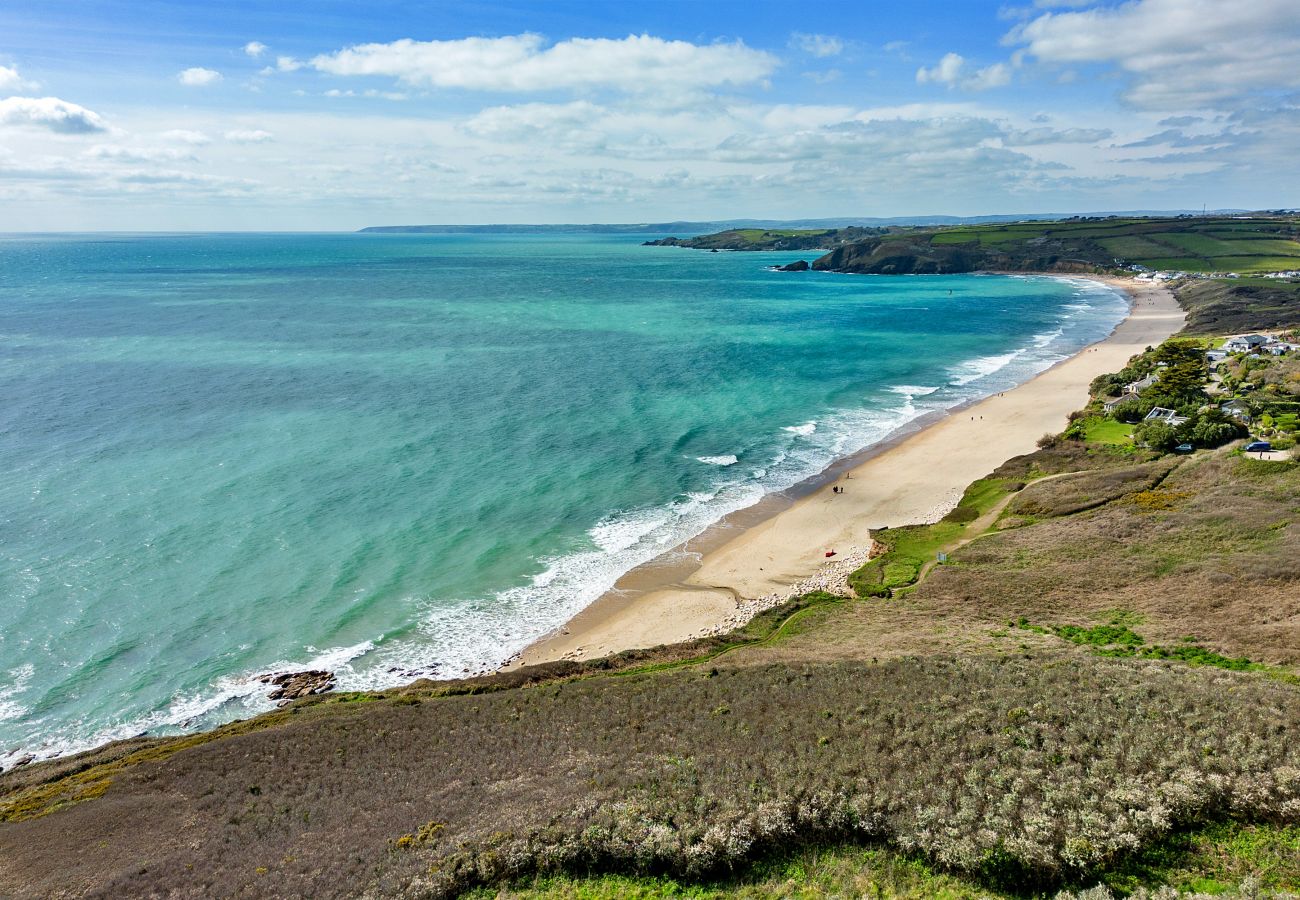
[928,216,1300,273]
[817,214,1300,276]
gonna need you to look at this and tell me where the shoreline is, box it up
[510,274,1185,668]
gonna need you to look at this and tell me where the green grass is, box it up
[849,478,1015,597]
[471,821,1300,899]
[1081,416,1133,445]
[1097,235,1182,259]
[1156,233,1252,257]
[1137,256,1215,271]
[729,228,830,241]
[1210,256,1300,273]
[1101,822,1300,896]
[1012,617,1288,678]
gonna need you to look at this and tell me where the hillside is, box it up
[812,215,1300,275]
[644,226,883,251]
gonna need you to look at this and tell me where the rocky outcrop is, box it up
[257,670,335,705]
[776,260,810,272]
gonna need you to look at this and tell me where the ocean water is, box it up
[0,233,1128,763]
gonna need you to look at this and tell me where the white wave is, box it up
[0,664,34,723]
[888,384,940,396]
[947,349,1023,386]
[782,421,817,436]
[4,641,375,767]
[1032,327,1064,349]
[588,508,670,553]
[696,454,739,466]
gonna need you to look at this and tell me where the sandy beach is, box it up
[513,275,1185,667]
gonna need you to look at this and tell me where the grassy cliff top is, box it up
[812,215,1300,276]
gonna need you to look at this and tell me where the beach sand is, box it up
[511,276,1185,667]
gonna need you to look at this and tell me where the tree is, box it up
[1149,339,1209,405]
[1133,420,1178,452]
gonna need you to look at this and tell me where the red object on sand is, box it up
[825,550,836,557]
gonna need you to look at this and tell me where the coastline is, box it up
[510,274,1186,667]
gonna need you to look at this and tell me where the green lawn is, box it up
[1083,416,1133,445]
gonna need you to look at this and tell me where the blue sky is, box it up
[1,0,1298,229]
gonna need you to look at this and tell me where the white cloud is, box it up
[916,53,966,86]
[311,33,777,93]
[1007,0,1300,109]
[275,56,302,72]
[917,54,1012,91]
[0,96,107,133]
[87,144,196,162]
[790,33,845,58]
[965,62,1012,90]
[0,65,39,94]
[224,129,274,143]
[178,67,222,87]
[244,41,268,58]
[161,129,212,145]
[1005,125,1112,145]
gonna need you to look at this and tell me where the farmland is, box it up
[816,215,1300,275]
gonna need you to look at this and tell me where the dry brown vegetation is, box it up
[1,656,1298,899]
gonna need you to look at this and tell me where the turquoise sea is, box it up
[0,233,1128,763]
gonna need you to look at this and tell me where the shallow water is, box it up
[0,232,1127,762]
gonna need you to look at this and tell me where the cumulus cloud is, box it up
[0,65,39,93]
[1007,0,1300,109]
[311,33,777,93]
[0,96,107,133]
[244,41,267,58]
[178,67,222,86]
[790,33,845,58]
[917,53,1011,90]
[224,129,273,143]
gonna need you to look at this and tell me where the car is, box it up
[1244,440,1272,453]
[1174,443,1194,453]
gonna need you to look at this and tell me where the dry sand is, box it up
[511,276,1185,667]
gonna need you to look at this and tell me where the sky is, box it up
[1,0,1298,230]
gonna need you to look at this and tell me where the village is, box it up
[1087,328,1299,458]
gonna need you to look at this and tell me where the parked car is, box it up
[1244,440,1272,453]
[1174,443,1194,454]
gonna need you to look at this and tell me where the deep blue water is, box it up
[0,232,1127,762]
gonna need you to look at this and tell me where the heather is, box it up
[2,655,1298,899]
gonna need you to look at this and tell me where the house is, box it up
[1125,373,1159,395]
[1265,341,1298,356]
[1103,395,1129,413]
[1144,407,1189,426]
[1220,399,1252,422]
[1206,349,1228,363]
[1224,334,1269,353]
